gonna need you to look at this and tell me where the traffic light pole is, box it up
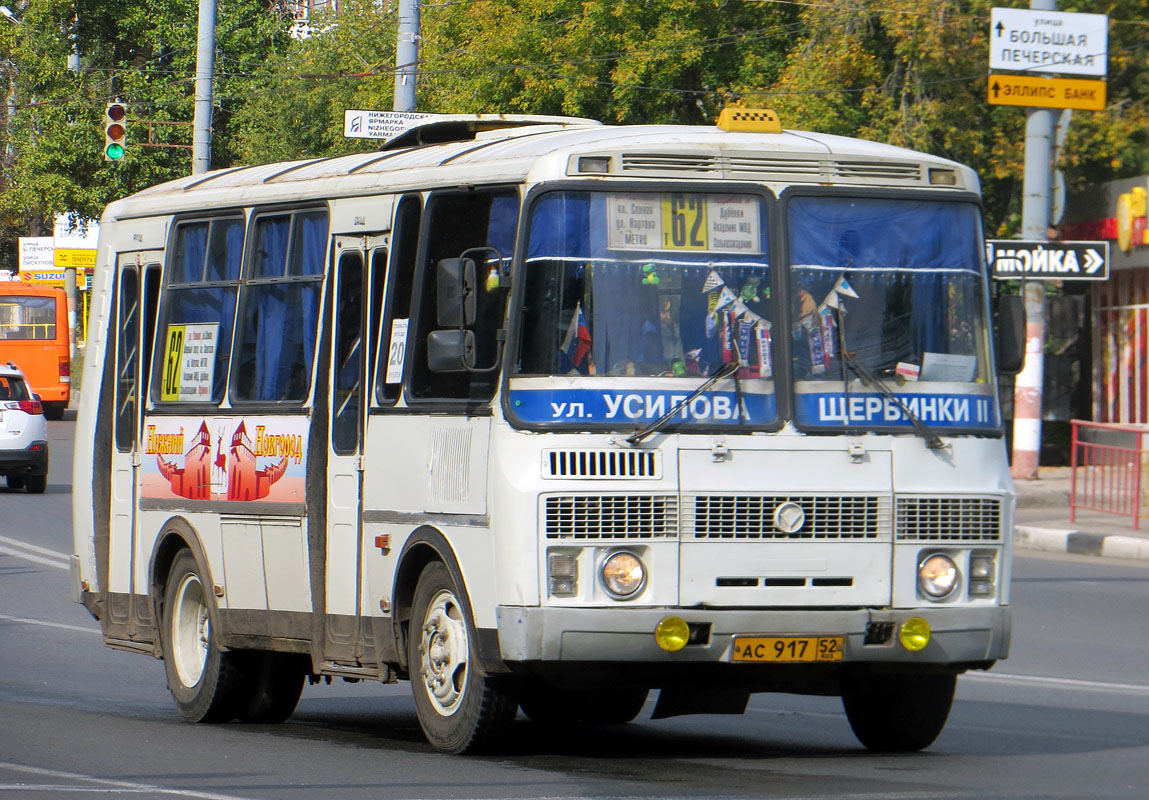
[192,0,216,174]
[394,0,419,112]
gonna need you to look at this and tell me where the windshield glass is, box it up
[511,190,777,430]
[787,195,998,432]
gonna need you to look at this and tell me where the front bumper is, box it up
[496,605,1010,665]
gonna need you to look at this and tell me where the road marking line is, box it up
[0,762,257,800]
[0,613,99,635]
[0,535,70,561]
[0,544,69,570]
[963,671,1149,695]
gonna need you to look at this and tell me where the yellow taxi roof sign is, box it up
[717,107,782,133]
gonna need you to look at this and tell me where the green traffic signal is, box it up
[104,102,127,162]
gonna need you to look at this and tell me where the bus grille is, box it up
[896,496,1003,541]
[620,153,924,184]
[544,495,679,539]
[543,449,660,479]
[683,495,889,539]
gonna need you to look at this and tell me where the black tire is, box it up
[408,561,517,754]
[24,474,46,494]
[6,475,25,489]
[43,403,65,421]
[519,680,648,725]
[161,550,246,723]
[236,652,308,724]
[842,671,956,752]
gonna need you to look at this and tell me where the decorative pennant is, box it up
[714,285,738,312]
[819,304,837,360]
[738,318,755,377]
[804,315,826,375]
[702,269,726,293]
[756,322,773,378]
[833,276,859,299]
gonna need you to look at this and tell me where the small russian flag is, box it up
[561,302,592,371]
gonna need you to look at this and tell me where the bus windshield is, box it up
[787,195,998,433]
[512,189,777,430]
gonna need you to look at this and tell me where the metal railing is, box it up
[1070,420,1147,529]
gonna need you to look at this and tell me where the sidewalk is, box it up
[1012,466,1149,562]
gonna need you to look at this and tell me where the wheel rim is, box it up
[170,572,210,688]
[417,588,469,717]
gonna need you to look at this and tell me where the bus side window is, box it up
[408,190,519,403]
[233,209,328,404]
[375,194,420,405]
[154,217,243,404]
[115,268,140,452]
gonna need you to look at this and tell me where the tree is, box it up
[0,0,290,269]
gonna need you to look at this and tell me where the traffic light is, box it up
[104,102,127,161]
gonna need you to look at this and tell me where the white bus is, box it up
[72,109,1025,755]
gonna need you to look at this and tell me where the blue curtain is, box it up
[172,223,208,283]
[254,216,290,278]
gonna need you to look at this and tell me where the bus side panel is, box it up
[73,259,116,616]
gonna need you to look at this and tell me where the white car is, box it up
[0,363,49,493]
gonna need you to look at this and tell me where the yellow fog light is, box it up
[655,616,690,652]
[899,617,931,652]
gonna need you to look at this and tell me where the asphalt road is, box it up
[1,418,1147,799]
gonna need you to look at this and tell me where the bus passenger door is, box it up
[108,256,161,633]
[322,236,384,665]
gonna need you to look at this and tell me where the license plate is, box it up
[732,636,845,662]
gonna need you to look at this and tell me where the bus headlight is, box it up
[918,553,960,599]
[601,551,646,599]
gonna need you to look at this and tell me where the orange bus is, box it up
[0,283,70,419]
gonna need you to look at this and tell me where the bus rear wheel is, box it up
[162,550,246,723]
[407,562,516,754]
[235,652,308,724]
[841,671,956,752]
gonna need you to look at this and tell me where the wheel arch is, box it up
[148,516,218,652]
[391,525,505,675]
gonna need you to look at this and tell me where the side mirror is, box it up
[427,329,476,372]
[995,294,1026,375]
[436,257,476,328]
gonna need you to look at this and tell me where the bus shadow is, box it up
[269,693,1149,762]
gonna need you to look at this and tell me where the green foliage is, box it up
[228,0,396,162]
[0,0,290,263]
[0,0,1145,271]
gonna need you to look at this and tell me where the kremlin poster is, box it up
[140,416,308,503]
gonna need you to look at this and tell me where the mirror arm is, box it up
[464,328,505,374]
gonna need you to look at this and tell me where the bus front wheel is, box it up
[162,550,246,723]
[841,671,956,752]
[407,561,516,754]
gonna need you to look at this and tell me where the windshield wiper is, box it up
[626,360,741,445]
[834,307,946,450]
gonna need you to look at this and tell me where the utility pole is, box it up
[192,0,216,174]
[394,0,419,112]
[1010,0,1055,480]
